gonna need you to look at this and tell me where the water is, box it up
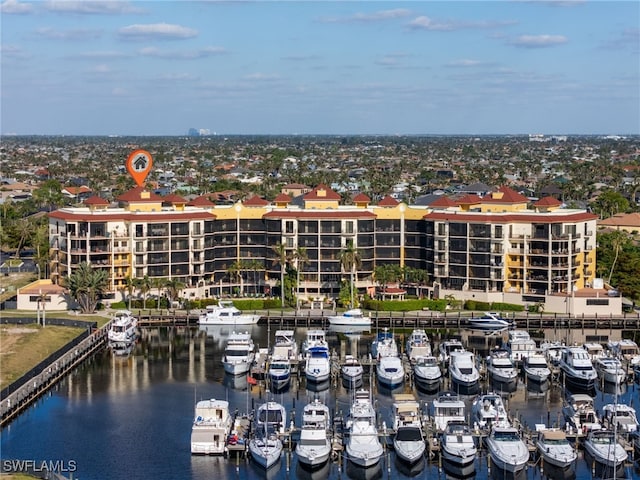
[1,325,639,480]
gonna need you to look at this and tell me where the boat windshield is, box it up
[259,410,283,424]
[494,431,520,441]
[396,427,422,441]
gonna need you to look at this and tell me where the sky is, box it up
[1,1,638,136]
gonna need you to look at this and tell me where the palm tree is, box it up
[134,275,152,309]
[293,246,309,309]
[63,262,109,314]
[340,240,361,308]
[271,242,288,308]
[227,261,243,296]
[607,230,629,285]
[151,277,166,308]
[165,278,186,306]
[123,275,135,310]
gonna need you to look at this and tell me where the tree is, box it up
[134,275,152,309]
[293,246,309,308]
[32,179,65,211]
[271,242,289,308]
[63,262,108,314]
[123,275,135,310]
[151,277,166,308]
[374,263,402,299]
[165,278,185,305]
[340,240,361,308]
[591,190,630,219]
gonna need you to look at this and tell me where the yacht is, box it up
[222,331,256,375]
[198,300,260,325]
[432,392,466,432]
[535,428,577,470]
[295,399,332,469]
[301,329,328,357]
[449,350,480,389]
[486,349,519,385]
[505,330,537,365]
[440,421,477,468]
[562,393,601,433]
[341,355,364,388]
[438,339,465,366]
[268,359,291,390]
[328,308,371,327]
[559,346,597,388]
[392,394,425,465]
[190,399,232,455]
[305,345,331,383]
[608,339,640,365]
[250,401,286,467]
[405,329,431,362]
[583,342,606,361]
[413,355,442,387]
[371,328,398,359]
[485,426,530,473]
[471,392,510,430]
[108,310,138,344]
[467,312,513,331]
[345,389,384,468]
[522,353,551,383]
[601,403,638,433]
[271,329,299,373]
[594,356,627,384]
[377,355,404,388]
[541,341,564,369]
[583,429,628,468]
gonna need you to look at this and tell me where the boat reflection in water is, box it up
[488,459,527,480]
[540,461,577,480]
[223,372,248,391]
[346,458,383,480]
[295,458,332,480]
[306,379,330,393]
[441,457,476,479]
[395,454,425,477]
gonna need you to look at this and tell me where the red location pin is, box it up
[126,149,153,187]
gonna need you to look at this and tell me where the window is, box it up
[285,221,295,234]
[344,221,355,234]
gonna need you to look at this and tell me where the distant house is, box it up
[62,185,92,201]
[598,212,640,233]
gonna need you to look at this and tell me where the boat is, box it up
[467,312,513,331]
[432,392,466,432]
[535,427,577,470]
[268,359,291,390]
[486,348,519,385]
[271,330,299,362]
[108,310,138,344]
[377,355,404,388]
[392,393,425,465]
[438,339,465,366]
[522,353,551,383]
[485,426,530,473]
[412,355,442,386]
[608,339,640,365]
[471,392,510,430]
[541,340,564,369]
[371,328,398,359]
[405,329,431,362]
[190,399,232,455]
[198,300,260,325]
[305,345,331,383]
[583,429,627,468]
[222,331,256,376]
[342,355,364,388]
[558,346,597,388]
[249,431,283,469]
[562,393,601,433]
[440,421,477,467]
[345,389,384,468]
[301,329,328,357]
[601,403,638,433]
[295,399,332,469]
[448,350,480,389]
[594,356,626,384]
[328,308,371,327]
[583,342,605,361]
[505,330,537,365]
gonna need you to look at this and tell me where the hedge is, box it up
[362,298,449,312]
[464,300,524,312]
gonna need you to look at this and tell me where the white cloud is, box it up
[1,44,30,59]
[509,34,568,48]
[319,9,412,23]
[446,59,485,67]
[407,16,454,31]
[44,1,143,15]
[34,27,102,41]
[89,64,111,73]
[1,0,34,14]
[72,51,130,60]
[408,16,516,31]
[244,73,281,81]
[138,46,226,59]
[111,87,128,96]
[118,23,198,41]
[157,73,199,82]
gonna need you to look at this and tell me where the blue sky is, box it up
[1,1,638,135]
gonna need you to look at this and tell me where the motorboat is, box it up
[341,355,364,388]
[249,431,283,469]
[295,399,332,469]
[467,312,513,331]
[583,342,605,361]
[535,427,577,470]
[268,359,291,390]
[471,392,510,430]
[449,350,480,389]
[594,356,626,384]
[222,331,256,375]
[301,329,328,357]
[345,389,384,468]
[522,353,551,383]
[371,328,398,359]
[505,330,537,365]
[486,349,519,385]
[583,429,627,468]
[541,340,564,369]
[562,393,601,433]
[377,355,404,388]
[558,346,597,388]
[392,393,425,465]
[198,300,260,325]
[405,329,431,362]
[190,399,232,455]
[108,310,138,344]
[271,330,299,363]
[255,400,286,435]
[601,403,638,434]
[440,421,477,467]
[413,355,442,386]
[438,339,465,366]
[608,339,640,365]
[328,308,371,327]
[485,426,530,473]
[305,344,330,384]
[432,392,466,432]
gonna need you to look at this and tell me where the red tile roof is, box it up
[430,196,458,208]
[424,211,597,223]
[456,194,482,205]
[83,195,109,206]
[303,183,341,201]
[163,193,188,204]
[116,186,163,203]
[378,195,399,206]
[485,186,529,203]
[187,195,216,207]
[534,196,562,207]
[243,195,270,206]
[352,192,371,203]
[274,193,292,203]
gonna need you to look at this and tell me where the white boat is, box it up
[108,310,138,344]
[268,359,291,390]
[371,328,398,359]
[608,339,640,365]
[522,353,551,383]
[449,350,480,389]
[271,330,299,363]
[594,356,627,384]
[392,393,425,464]
[249,433,282,470]
[222,331,255,375]
[562,393,601,433]
[295,399,332,468]
[413,355,442,386]
[305,345,331,383]
[485,426,530,473]
[559,346,597,388]
[328,308,371,327]
[341,355,364,387]
[486,349,519,385]
[440,421,477,467]
[505,330,537,365]
[583,342,606,361]
[190,399,232,455]
[301,329,328,357]
[405,329,431,362]
[541,341,564,368]
[198,300,260,325]
[345,389,384,468]
[467,312,513,331]
[377,356,404,388]
[438,339,464,366]
[602,403,638,433]
[471,392,510,430]
[432,393,466,432]
[535,427,577,470]
[583,429,628,468]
